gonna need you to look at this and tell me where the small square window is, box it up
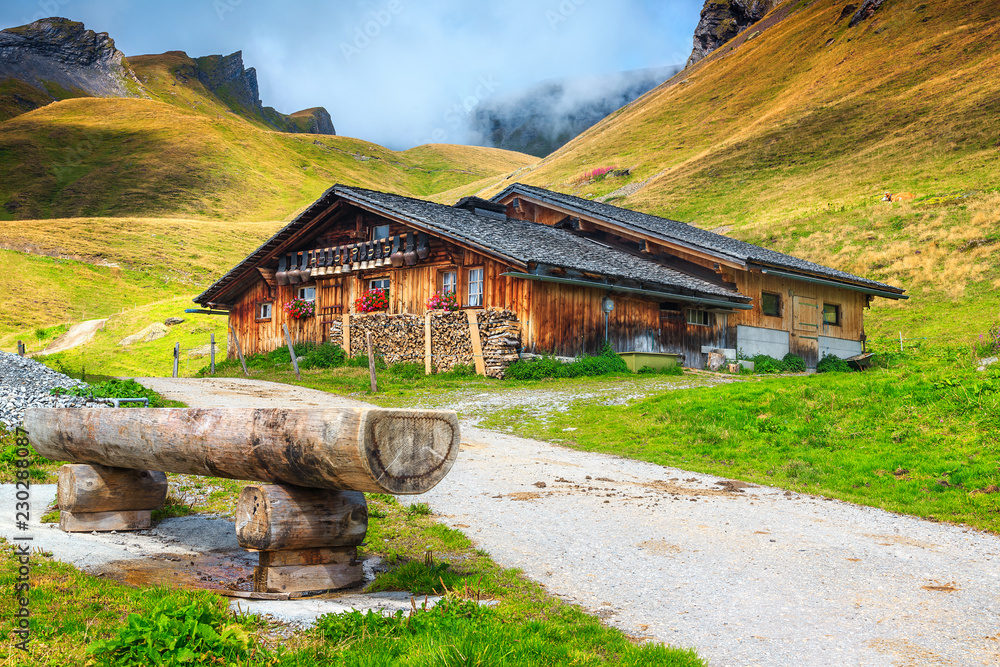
[467,268,484,307]
[441,270,458,296]
[687,309,710,326]
[369,278,390,301]
[298,287,316,302]
[823,303,841,325]
[372,224,390,241]
[762,292,781,317]
[257,302,273,320]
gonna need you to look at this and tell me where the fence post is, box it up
[899,331,903,353]
[283,323,301,380]
[230,327,249,377]
[172,343,179,378]
[424,312,433,375]
[17,340,24,356]
[366,330,377,393]
[210,333,216,375]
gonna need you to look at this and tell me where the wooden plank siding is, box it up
[224,202,869,369]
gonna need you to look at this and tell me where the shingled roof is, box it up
[494,183,904,294]
[196,184,750,306]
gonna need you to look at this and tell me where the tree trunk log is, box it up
[25,407,459,494]
[59,509,151,532]
[253,547,363,593]
[235,484,368,551]
[58,464,167,512]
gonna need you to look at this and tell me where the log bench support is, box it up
[57,464,167,532]
[236,484,367,594]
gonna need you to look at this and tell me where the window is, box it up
[298,286,316,302]
[467,267,484,307]
[762,292,781,317]
[372,224,390,241]
[822,303,841,325]
[256,302,273,320]
[441,270,458,296]
[687,309,711,326]
[369,278,391,301]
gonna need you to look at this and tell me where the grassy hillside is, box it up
[476,0,1000,341]
[0,216,274,341]
[0,94,533,220]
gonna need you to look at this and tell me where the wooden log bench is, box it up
[25,407,459,596]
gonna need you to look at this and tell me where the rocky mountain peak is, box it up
[0,17,140,98]
[686,0,779,68]
[194,50,261,111]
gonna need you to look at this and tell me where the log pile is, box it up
[430,311,473,372]
[478,309,521,379]
[328,309,522,378]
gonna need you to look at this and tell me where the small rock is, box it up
[977,357,998,371]
[164,317,185,326]
[533,482,546,488]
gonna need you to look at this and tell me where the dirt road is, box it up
[43,318,107,354]
[135,378,1000,666]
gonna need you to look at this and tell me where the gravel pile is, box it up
[0,351,105,429]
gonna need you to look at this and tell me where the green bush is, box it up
[86,596,252,666]
[50,379,169,407]
[298,342,347,370]
[505,343,629,380]
[781,353,807,372]
[750,354,784,374]
[817,354,852,373]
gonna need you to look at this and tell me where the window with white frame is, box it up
[298,286,316,302]
[441,270,458,296]
[467,268,484,307]
[370,277,390,300]
[686,309,711,326]
[257,302,273,320]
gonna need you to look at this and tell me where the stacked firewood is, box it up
[479,309,521,379]
[326,309,521,377]
[430,311,473,373]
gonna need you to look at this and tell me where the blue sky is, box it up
[1,0,704,149]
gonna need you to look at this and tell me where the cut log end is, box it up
[362,409,460,495]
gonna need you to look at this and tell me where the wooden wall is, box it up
[732,271,865,367]
[225,204,867,368]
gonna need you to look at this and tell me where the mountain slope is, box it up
[0,96,534,220]
[482,0,1000,341]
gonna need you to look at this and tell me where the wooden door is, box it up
[792,296,819,367]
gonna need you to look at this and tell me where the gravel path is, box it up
[126,379,1000,665]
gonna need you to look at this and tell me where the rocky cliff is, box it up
[686,0,780,68]
[0,17,142,119]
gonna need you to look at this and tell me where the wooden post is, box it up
[466,310,486,376]
[283,323,301,380]
[172,342,179,378]
[230,327,249,377]
[899,331,904,353]
[237,484,367,593]
[17,340,24,356]
[57,464,167,532]
[366,331,377,393]
[25,406,460,495]
[236,485,367,551]
[210,333,216,375]
[424,312,433,375]
[342,313,351,357]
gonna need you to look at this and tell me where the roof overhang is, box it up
[758,267,908,300]
[502,271,753,311]
[494,186,748,271]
